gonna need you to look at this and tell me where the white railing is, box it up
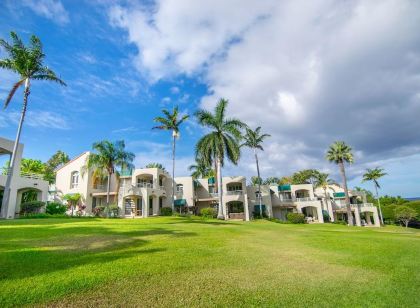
[279,198,293,202]
[210,192,219,197]
[225,190,243,195]
[94,184,106,190]
[296,197,316,202]
[120,185,142,196]
[137,182,153,188]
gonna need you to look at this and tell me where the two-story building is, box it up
[0,137,49,219]
[54,152,380,226]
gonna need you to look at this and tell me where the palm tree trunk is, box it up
[171,132,176,211]
[375,185,384,225]
[339,161,354,226]
[254,149,263,218]
[324,187,334,222]
[216,157,224,219]
[1,79,30,219]
[106,172,111,217]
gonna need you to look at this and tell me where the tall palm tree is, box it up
[326,141,355,226]
[314,172,336,222]
[195,98,245,219]
[188,156,214,179]
[153,106,189,210]
[83,140,135,216]
[362,167,387,225]
[0,32,65,218]
[241,126,271,218]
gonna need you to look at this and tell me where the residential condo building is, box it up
[55,152,380,227]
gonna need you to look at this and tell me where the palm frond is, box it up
[4,79,24,109]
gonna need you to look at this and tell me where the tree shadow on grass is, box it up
[0,225,196,281]
[165,216,243,226]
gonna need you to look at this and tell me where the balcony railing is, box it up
[225,190,243,195]
[137,182,153,188]
[279,198,293,202]
[295,197,316,202]
[210,192,219,197]
[93,184,106,190]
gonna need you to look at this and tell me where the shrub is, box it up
[200,207,217,219]
[160,207,173,216]
[19,213,68,219]
[286,212,305,224]
[332,220,347,225]
[20,201,45,215]
[103,204,119,217]
[92,206,105,217]
[46,202,67,215]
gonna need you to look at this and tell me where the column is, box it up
[6,188,18,219]
[143,193,149,217]
[365,212,372,226]
[244,196,250,221]
[316,206,324,223]
[354,207,361,226]
[372,209,381,227]
[152,196,159,216]
[326,199,334,222]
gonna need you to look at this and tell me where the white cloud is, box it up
[112,126,138,134]
[170,86,180,94]
[110,0,420,181]
[4,111,70,130]
[22,0,69,25]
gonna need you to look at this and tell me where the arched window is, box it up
[71,171,79,189]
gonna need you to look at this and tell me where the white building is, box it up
[55,152,380,227]
[0,137,49,219]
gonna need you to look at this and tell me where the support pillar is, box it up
[354,207,361,226]
[316,206,324,223]
[372,209,380,227]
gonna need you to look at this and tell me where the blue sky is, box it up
[1,0,420,197]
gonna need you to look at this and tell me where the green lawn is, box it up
[0,217,419,307]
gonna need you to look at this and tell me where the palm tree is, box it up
[83,140,135,216]
[242,126,270,218]
[153,106,189,210]
[0,32,66,218]
[188,156,214,179]
[362,167,387,225]
[314,172,336,222]
[195,98,245,219]
[145,162,165,170]
[326,141,354,226]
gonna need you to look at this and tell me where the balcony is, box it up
[137,182,153,188]
[295,197,316,202]
[1,167,44,180]
[225,190,243,195]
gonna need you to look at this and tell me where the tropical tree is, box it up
[326,141,355,226]
[250,176,263,186]
[0,32,65,218]
[44,150,70,183]
[195,98,245,219]
[153,106,189,210]
[362,167,387,225]
[314,172,336,221]
[83,140,135,215]
[263,177,280,185]
[279,176,292,185]
[63,193,81,216]
[145,162,165,170]
[291,169,321,185]
[242,126,270,217]
[188,156,214,179]
[394,206,417,228]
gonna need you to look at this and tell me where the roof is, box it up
[55,152,89,173]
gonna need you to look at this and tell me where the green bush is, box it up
[332,220,347,225]
[20,201,45,215]
[160,207,173,216]
[200,207,217,219]
[46,202,67,215]
[92,206,105,217]
[103,204,119,217]
[286,212,305,224]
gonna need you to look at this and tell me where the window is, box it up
[227,184,242,191]
[176,184,184,193]
[70,171,79,189]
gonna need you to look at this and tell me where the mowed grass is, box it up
[0,217,419,307]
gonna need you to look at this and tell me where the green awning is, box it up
[333,192,345,198]
[278,184,291,191]
[208,177,215,184]
[174,199,186,206]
